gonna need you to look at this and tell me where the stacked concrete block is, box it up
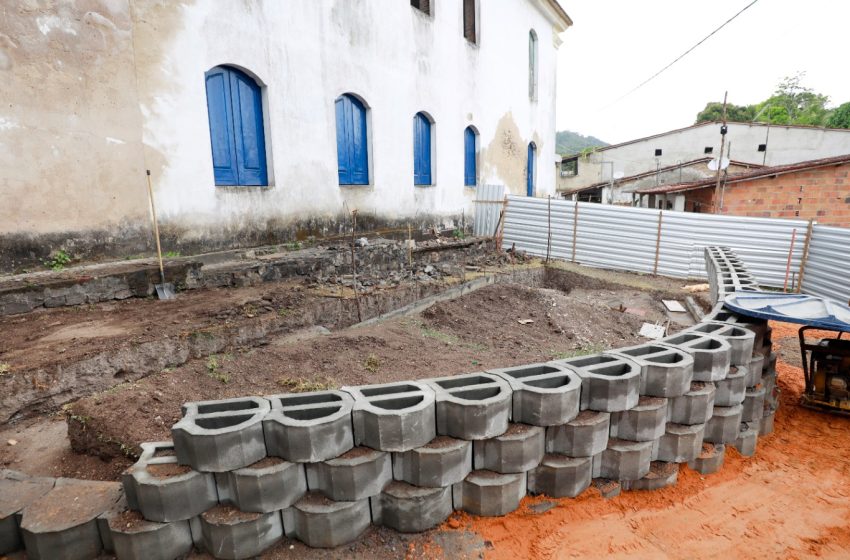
[667,382,716,425]
[392,436,472,488]
[599,438,653,481]
[527,454,592,498]
[426,372,512,440]
[452,470,527,517]
[704,405,744,444]
[550,353,641,412]
[545,410,610,457]
[714,366,747,406]
[106,509,194,560]
[473,423,545,473]
[654,423,705,463]
[686,322,756,366]
[372,482,453,533]
[621,461,679,491]
[487,362,581,426]
[606,343,694,398]
[263,390,354,462]
[216,457,307,513]
[688,443,726,475]
[282,492,371,548]
[610,396,668,442]
[305,447,392,501]
[735,424,760,457]
[742,385,767,423]
[343,381,436,452]
[172,396,270,472]
[199,506,283,559]
[746,353,765,387]
[0,470,55,555]
[660,332,732,382]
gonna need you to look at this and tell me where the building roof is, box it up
[544,0,573,27]
[635,153,850,195]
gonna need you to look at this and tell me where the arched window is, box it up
[335,94,369,185]
[464,126,478,187]
[414,112,433,185]
[463,0,477,44]
[204,65,267,186]
[527,142,536,196]
[528,30,538,101]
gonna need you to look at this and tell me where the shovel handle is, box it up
[145,170,167,284]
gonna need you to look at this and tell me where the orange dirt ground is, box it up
[425,320,850,559]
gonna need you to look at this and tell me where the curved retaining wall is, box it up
[0,247,781,559]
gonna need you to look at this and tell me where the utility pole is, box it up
[714,91,728,214]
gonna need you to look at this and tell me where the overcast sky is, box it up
[556,0,850,144]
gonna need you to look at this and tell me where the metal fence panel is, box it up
[473,184,506,237]
[574,203,661,275]
[803,225,850,304]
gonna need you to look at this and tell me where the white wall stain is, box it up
[105,137,126,145]
[0,118,20,131]
[36,15,78,36]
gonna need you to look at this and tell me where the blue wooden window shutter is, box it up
[414,112,432,185]
[335,95,369,185]
[204,66,267,186]
[527,142,536,196]
[464,127,477,186]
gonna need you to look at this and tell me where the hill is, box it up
[556,130,609,156]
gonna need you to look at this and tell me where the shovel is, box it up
[145,170,176,300]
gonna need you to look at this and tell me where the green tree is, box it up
[696,101,755,123]
[826,101,850,128]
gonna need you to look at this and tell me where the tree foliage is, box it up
[826,102,850,129]
[556,130,609,156]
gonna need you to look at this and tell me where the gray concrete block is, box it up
[766,351,777,374]
[199,506,283,560]
[714,365,747,406]
[282,492,371,548]
[473,423,545,474]
[121,441,217,522]
[766,386,781,410]
[688,442,725,475]
[107,512,193,560]
[527,454,592,498]
[599,438,652,481]
[343,381,437,452]
[545,410,610,457]
[549,354,640,412]
[742,385,766,423]
[659,332,731,382]
[687,322,756,366]
[654,423,705,463]
[216,457,306,513]
[667,381,715,425]
[487,362,581,426]
[761,370,776,397]
[263,390,354,463]
[704,405,743,444]
[20,479,122,560]
[453,470,526,517]
[609,397,667,442]
[172,396,270,472]
[760,410,776,436]
[735,425,759,457]
[375,482,453,533]
[621,461,678,491]
[427,372,512,440]
[306,446,392,501]
[95,492,127,553]
[606,343,694,398]
[592,478,621,499]
[746,353,765,387]
[0,471,55,555]
[704,303,767,350]
[392,436,472,488]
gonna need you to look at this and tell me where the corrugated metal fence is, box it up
[472,184,506,237]
[802,225,850,304]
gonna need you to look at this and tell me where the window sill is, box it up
[339,183,373,189]
[215,184,271,189]
[414,183,436,188]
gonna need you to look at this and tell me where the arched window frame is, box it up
[528,30,538,101]
[464,126,479,187]
[334,93,371,186]
[413,111,436,186]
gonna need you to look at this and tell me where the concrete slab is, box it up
[282,492,371,549]
[305,446,392,501]
[549,354,640,412]
[704,405,744,444]
[742,385,767,423]
[392,436,472,488]
[659,332,731,382]
[667,381,715,425]
[606,343,694,398]
[654,423,705,463]
[545,410,610,457]
[343,381,436,452]
[172,396,270,472]
[487,362,581,426]
[0,472,55,555]
[609,396,668,442]
[216,456,307,513]
[473,423,545,474]
[375,482,452,533]
[599,438,653,481]
[527,454,592,498]
[453,470,526,517]
[621,461,678,491]
[200,506,283,560]
[714,365,747,406]
[426,372,512,440]
[263,390,354,462]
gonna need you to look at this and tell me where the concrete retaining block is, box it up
[20,478,122,560]
[659,332,731,382]
[473,423,545,474]
[452,470,526,517]
[760,409,776,436]
[263,390,354,463]
[746,353,765,387]
[426,372,513,440]
[735,425,759,457]
[373,482,453,533]
[550,354,640,412]
[172,396,270,472]
[487,363,581,426]
[761,370,776,397]
[527,454,592,498]
[688,443,725,475]
[653,423,705,463]
[599,438,653,481]
[704,304,767,350]
[621,461,678,491]
[343,381,436,452]
[545,410,610,457]
[714,365,747,406]
[609,396,667,442]
[667,382,715,425]
[216,457,306,513]
[606,343,694,398]
[767,351,777,374]
[392,436,472,488]
[687,322,756,366]
[282,492,371,548]
[742,385,766,423]
[199,506,283,560]
[107,512,193,560]
[704,405,744,444]
[122,442,218,522]
[0,470,55,555]
[305,446,392,501]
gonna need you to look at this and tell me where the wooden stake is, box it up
[407,223,413,267]
[796,218,814,293]
[571,202,579,263]
[350,209,362,322]
[653,210,664,275]
[783,228,797,292]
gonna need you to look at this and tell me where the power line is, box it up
[606,0,760,107]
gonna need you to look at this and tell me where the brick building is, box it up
[635,154,850,226]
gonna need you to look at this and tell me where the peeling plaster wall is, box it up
[0,0,564,270]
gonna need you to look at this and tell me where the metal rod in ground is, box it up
[783,228,798,292]
[350,209,362,322]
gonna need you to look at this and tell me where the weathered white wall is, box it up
[558,122,850,192]
[0,0,568,266]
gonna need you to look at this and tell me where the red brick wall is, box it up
[681,162,850,226]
